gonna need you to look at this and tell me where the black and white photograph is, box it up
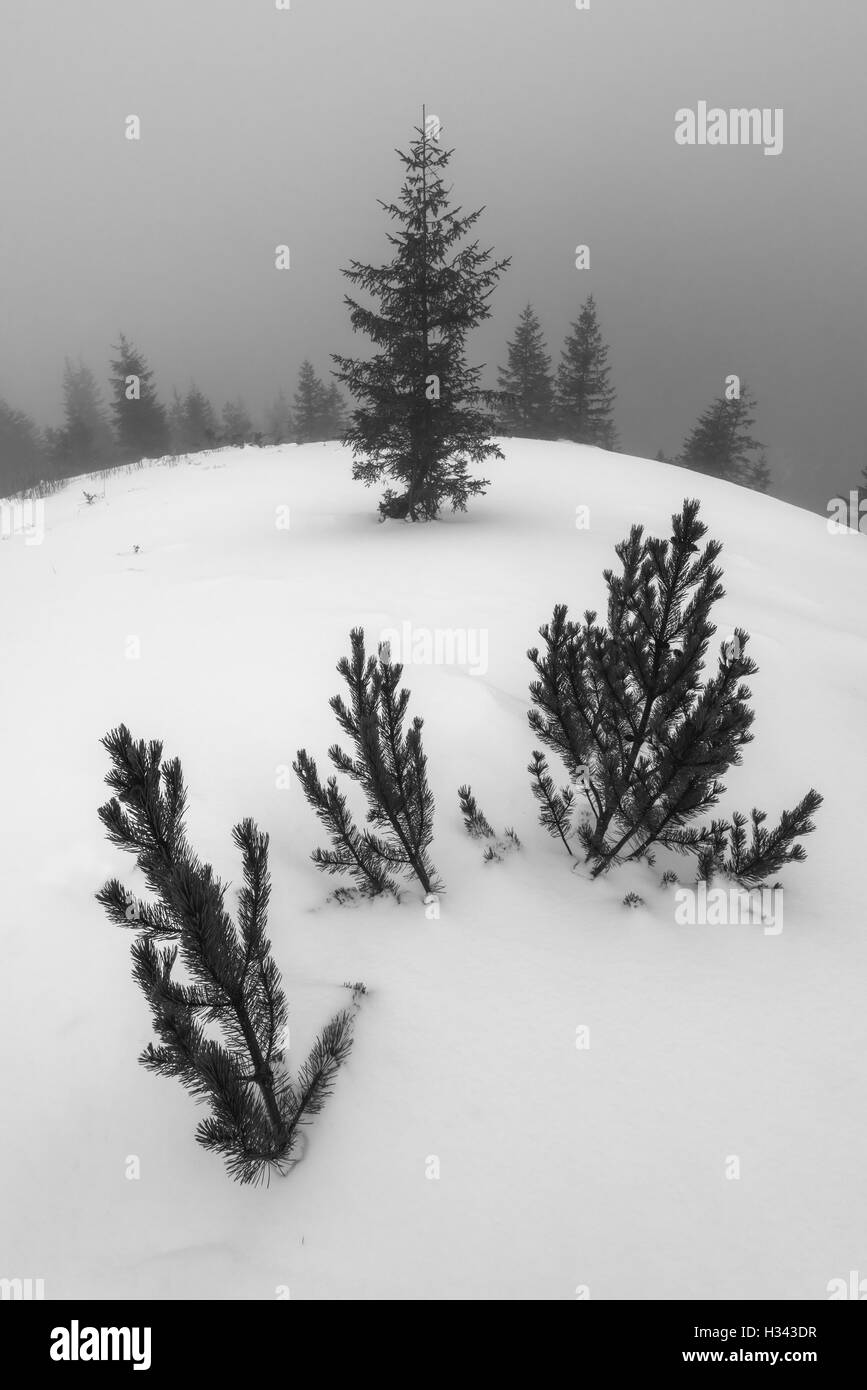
[1,0,865,1339]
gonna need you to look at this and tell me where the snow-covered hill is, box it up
[2,440,864,1300]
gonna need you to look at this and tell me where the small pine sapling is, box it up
[293,751,400,900]
[528,751,574,855]
[96,725,357,1185]
[458,785,522,863]
[482,834,521,865]
[528,499,822,881]
[697,799,822,888]
[458,784,495,838]
[295,629,442,898]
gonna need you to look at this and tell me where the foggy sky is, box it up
[2,0,865,513]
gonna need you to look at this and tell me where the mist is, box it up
[2,0,864,511]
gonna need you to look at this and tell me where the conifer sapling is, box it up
[295,629,442,897]
[458,784,495,838]
[96,725,357,1185]
[528,499,822,881]
[458,784,521,862]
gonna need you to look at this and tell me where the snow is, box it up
[1,439,864,1300]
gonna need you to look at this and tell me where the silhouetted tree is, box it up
[176,385,219,454]
[265,390,294,445]
[109,335,170,461]
[322,382,347,438]
[221,397,255,447]
[167,390,186,456]
[0,398,48,493]
[497,304,555,437]
[294,361,327,443]
[53,359,116,473]
[679,386,770,492]
[555,295,618,449]
[333,115,510,519]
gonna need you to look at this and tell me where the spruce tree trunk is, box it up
[413,109,431,520]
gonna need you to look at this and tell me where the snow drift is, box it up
[1,439,863,1300]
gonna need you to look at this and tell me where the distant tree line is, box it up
[0,311,772,503]
[0,117,777,507]
[495,297,770,492]
[0,344,348,496]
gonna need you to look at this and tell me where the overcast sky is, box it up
[2,0,864,512]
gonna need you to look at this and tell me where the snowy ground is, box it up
[1,440,865,1300]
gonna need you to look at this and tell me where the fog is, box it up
[2,0,864,511]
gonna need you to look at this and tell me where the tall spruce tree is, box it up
[294,360,327,443]
[0,397,48,493]
[167,389,186,455]
[497,304,555,437]
[110,334,170,461]
[178,385,219,454]
[322,381,347,439]
[333,115,510,520]
[265,389,294,445]
[555,295,618,449]
[679,386,770,492]
[221,397,255,447]
[57,359,116,473]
